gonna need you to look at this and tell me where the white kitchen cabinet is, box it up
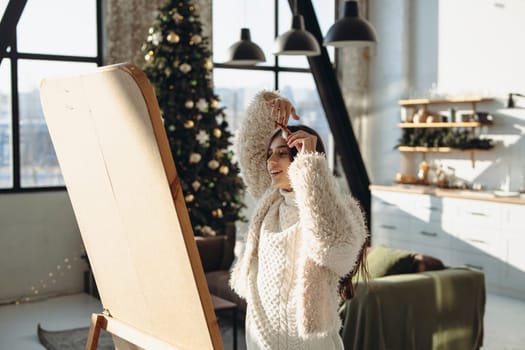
[371,188,525,300]
[501,204,525,298]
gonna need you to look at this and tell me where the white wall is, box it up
[367,0,525,192]
[364,0,409,184]
[0,192,85,303]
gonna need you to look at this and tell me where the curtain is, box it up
[104,0,211,66]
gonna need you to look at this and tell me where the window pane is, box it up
[278,72,334,167]
[0,0,8,18]
[18,60,97,187]
[213,69,274,133]
[313,0,335,62]
[213,0,275,66]
[17,0,96,56]
[0,60,12,188]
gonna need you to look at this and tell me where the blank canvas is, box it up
[40,63,221,349]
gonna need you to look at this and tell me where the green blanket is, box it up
[339,268,485,350]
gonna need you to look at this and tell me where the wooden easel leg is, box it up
[85,313,106,350]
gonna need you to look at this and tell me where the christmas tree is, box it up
[141,0,245,236]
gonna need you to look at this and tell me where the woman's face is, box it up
[267,135,292,191]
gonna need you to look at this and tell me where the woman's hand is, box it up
[264,96,300,128]
[286,130,317,154]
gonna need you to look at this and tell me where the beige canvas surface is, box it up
[39,64,221,349]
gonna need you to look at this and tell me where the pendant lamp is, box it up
[507,93,525,108]
[324,0,378,47]
[225,28,266,65]
[273,1,320,56]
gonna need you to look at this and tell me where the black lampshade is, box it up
[324,1,378,47]
[507,93,525,108]
[225,28,266,65]
[273,15,320,56]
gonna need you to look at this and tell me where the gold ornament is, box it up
[184,120,195,128]
[191,35,202,44]
[210,99,218,109]
[219,165,229,175]
[185,100,194,109]
[204,59,213,70]
[215,150,224,159]
[189,153,201,163]
[214,208,223,218]
[166,31,180,43]
[192,180,201,191]
[185,194,194,202]
[145,50,155,63]
[179,63,192,74]
[213,128,222,138]
[208,159,220,170]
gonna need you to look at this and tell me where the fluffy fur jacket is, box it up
[230,90,368,339]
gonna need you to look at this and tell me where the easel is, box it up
[86,296,238,350]
[85,311,178,350]
[40,64,224,350]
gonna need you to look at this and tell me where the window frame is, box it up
[212,0,337,166]
[0,0,103,193]
[213,0,335,85]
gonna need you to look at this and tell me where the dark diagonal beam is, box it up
[0,0,27,65]
[287,0,371,225]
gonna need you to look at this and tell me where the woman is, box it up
[230,90,368,349]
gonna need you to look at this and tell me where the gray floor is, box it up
[0,292,524,350]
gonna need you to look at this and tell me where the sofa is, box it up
[339,246,485,350]
[196,238,485,350]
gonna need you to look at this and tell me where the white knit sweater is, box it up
[230,91,368,349]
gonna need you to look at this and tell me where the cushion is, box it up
[366,246,417,278]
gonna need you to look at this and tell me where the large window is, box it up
[0,0,102,191]
[212,0,336,163]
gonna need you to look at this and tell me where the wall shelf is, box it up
[397,146,492,167]
[398,122,492,128]
[397,146,489,152]
[399,97,494,107]
[396,97,495,169]
[399,97,494,115]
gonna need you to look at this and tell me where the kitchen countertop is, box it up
[370,184,525,205]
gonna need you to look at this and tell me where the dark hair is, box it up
[269,124,326,161]
[269,124,369,301]
[338,238,370,300]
